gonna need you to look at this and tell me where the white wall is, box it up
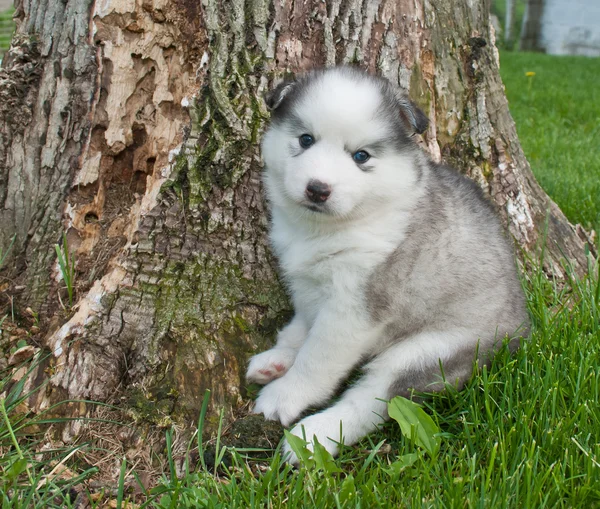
[540,0,600,56]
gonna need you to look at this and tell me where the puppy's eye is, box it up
[299,134,315,149]
[352,150,370,163]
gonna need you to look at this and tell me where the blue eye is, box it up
[352,150,370,163]
[299,134,315,148]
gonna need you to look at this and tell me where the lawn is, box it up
[0,7,14,63]
[499,51,600,235]
[4,258,598,508]
[1,54,599,508]
[491,0,527,49]
[122,265,600,508]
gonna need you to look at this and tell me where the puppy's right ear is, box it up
[398,97,429,135]
[265,80,296,111]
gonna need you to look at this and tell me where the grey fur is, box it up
[366,160,529,397]
[386,345,480,400]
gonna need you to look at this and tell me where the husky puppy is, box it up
[247,67,529,463]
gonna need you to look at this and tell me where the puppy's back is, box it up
[367,161,529,350]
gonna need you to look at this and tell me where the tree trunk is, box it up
[504,0,517,46]
[520,0,546,51]
[0,0,593,431]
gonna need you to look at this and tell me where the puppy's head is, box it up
[261,67,428,221]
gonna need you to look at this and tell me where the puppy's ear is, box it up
[265,80,296,111]
[398,97,429,135]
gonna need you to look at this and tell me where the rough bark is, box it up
[0,0,593,431]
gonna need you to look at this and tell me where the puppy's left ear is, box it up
[398,97,429,135]
[265,80,296,111]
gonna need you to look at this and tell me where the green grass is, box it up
[125,258,600,508]
[4,257,597,508]
[500,52,600,235]
[0,356,99,508]
[491,0,527,49]
[0,8,15,60]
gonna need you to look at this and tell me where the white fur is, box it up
[247,69,502,464]
[261,73,420,224]
[246,316,307,384]
[282,329,475,462]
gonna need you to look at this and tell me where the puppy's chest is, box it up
[273,225,401,294]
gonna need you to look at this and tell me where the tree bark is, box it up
[0,0,593,431]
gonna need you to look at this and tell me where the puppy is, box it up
[247,67,529,463]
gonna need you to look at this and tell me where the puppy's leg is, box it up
[283,330,479,463]
[246,315,308,384]
[253,305,382,426]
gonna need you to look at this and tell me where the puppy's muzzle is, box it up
[305,180,332,203]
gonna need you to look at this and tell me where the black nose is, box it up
[305,180,332,203]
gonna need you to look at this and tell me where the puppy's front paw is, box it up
[283,413,343,465]
[246,347,297,385]
[252,375,313,426]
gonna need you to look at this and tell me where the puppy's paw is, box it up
[283,413,343,465]
[252,375,314,426]
[246,347,297,385]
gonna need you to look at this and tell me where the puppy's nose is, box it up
[305,180,332,203]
